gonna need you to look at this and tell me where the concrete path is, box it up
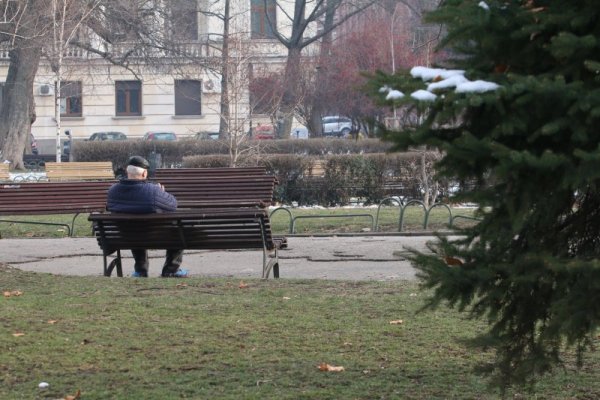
[0,235,440,281]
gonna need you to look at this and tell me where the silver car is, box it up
[322,116,353,137]
[88,131,128,141]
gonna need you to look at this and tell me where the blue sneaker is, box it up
[162,268,189,278]
[131,271,148,278]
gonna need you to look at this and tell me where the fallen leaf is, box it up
[238,281,248,289]
[12,332,25,337]
[3,291,11,297]
[389,320,404,325]
[282,296,291,300]
[64,389,81,400]
[11,290,22,296]
[176,283,188,288]
[318,363,345,372]
[444,256,463,266]
[48,320,58,324]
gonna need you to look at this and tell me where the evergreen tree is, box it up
[370,0,600,389]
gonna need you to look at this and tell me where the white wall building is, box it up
[0,0,303,150]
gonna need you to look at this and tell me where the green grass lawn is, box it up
[0,206,477,238]
[1,266,598,399]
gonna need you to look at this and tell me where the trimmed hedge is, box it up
[184,152,428,206]
[72,139,441,206]
[71,138,393,169]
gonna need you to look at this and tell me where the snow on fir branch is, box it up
[385,90,405,100]
[411,90,437,101]
[381,67,501,102]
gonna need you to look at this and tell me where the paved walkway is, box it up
[0,236,442,280]
[0,235,440,280]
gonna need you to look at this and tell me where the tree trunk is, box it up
[279,46,303,139]
[420,151,430,208]
[218,0,230,141]
[0,46,41,170]
[309,0,336,137]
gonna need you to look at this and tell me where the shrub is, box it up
[72,139,443,206]
[72,138,393,168]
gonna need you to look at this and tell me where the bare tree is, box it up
[45,0,101,162]
[208,32,270,167]
[0,0,47,169]
[264,0,378,138]
[404,148,443,207]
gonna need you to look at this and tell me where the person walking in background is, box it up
[106,155,188,278]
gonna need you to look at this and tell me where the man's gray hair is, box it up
[126,164,146,178]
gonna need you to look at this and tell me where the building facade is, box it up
[0,0,290,149]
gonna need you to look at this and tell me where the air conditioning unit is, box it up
[38,84,54,96]
[203,79,221,93]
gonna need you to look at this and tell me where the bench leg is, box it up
[104,250,123,277]
[262,248,279,279]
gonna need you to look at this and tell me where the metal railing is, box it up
[270,198,481,234]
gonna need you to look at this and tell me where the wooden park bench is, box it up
[0,180,114,236]
[0,163,9,181]
[89,167,283,278]
[45,161,114,181]
[89,208,281,279]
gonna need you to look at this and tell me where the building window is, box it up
[171,0,198,40]
[60,81,82,117]
[251,0,276,39]
[115,81,142,116]
[175,80,202,115]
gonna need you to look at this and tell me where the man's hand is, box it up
[157,183,165,191]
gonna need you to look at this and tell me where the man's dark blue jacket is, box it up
[107,180,177,213]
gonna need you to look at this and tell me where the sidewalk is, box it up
[0,235,439,280]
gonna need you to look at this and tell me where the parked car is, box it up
[322,116,353,138]
[251,124,275,140]
[30,133,38,155]
[194,132,219,140]
[88,131,128,141]
[143,131,177,141]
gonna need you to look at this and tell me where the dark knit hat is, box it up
[127,156,150,170]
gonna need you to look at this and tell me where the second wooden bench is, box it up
[45,161,115,181]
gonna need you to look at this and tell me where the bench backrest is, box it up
[89,209,276,251]
[46,161,114,181]
[0,181,114,215]
[154,167,267,179]
[0,164,8,181]
[0,167,277,216]
[159,175,277,208]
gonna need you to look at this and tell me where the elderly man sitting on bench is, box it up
[106,156,189,278]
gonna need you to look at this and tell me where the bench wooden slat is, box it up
[155,167,267,178]
[0,164,9,181]
[45,162,114,181]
